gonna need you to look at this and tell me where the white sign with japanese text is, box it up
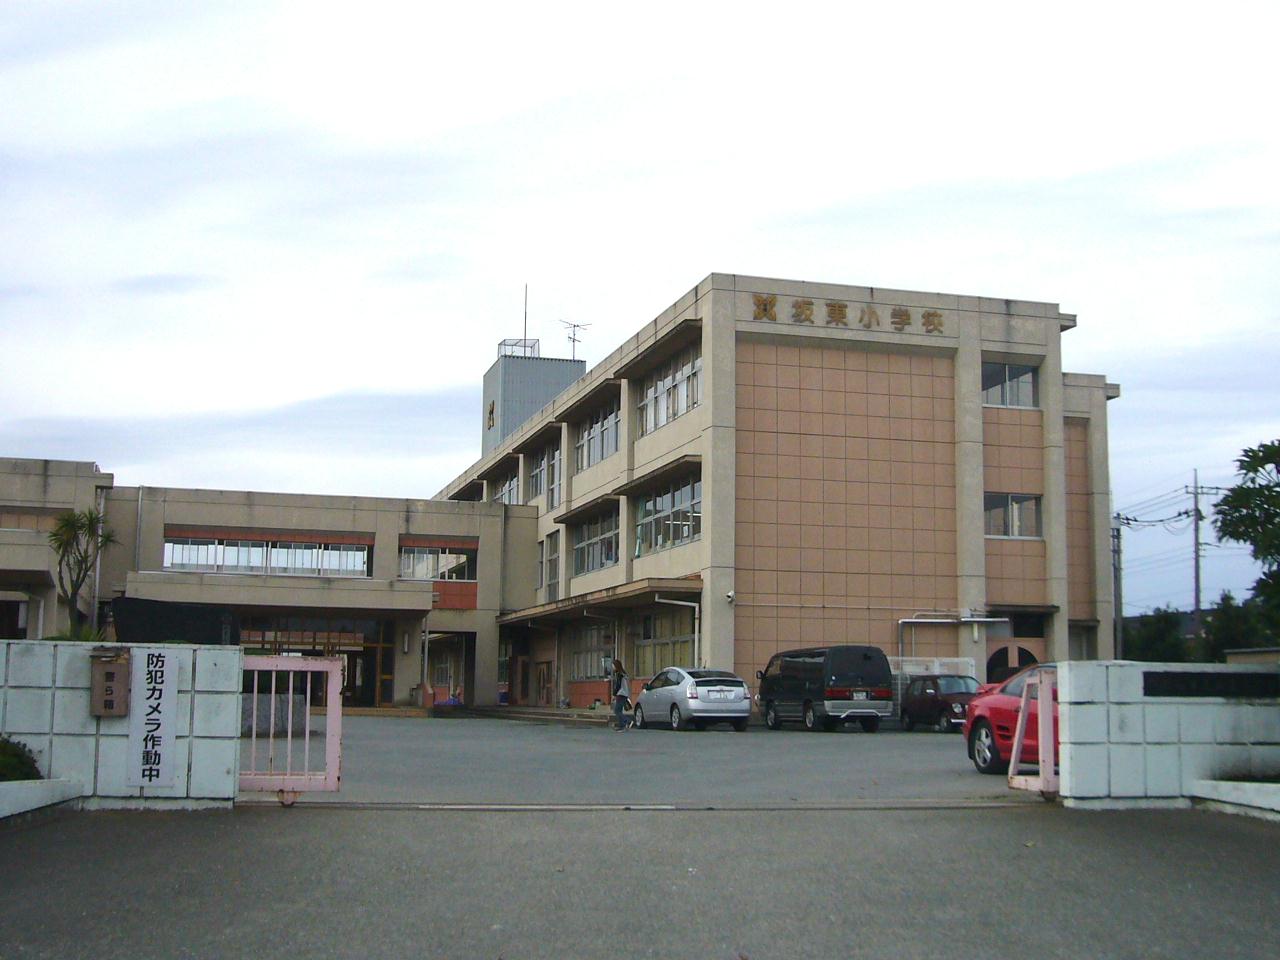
[127,647,178,787]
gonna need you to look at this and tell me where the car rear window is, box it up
[693,678,746,688]
[826,646,891,686]
[687,670,738,680]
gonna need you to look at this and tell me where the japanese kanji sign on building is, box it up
[127,648,178,787]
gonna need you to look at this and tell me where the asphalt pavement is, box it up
[240,714,1020,807]
[4,804,1278,959]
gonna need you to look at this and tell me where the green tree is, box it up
[1200,591,1261,662]
[47,508,117,630]
[1124,607,1187,662]
[1214,439,1280,605]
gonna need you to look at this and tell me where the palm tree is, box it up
[47,508,118,631]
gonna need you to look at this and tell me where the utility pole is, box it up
[1111,515,1124,658]
[1191,469,1202,638]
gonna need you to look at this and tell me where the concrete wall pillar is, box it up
[701,286,737,671]
[472,619,499,706]
[953,313,987,657]
[1041,338,1070,663]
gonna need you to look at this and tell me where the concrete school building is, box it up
[438,273,1119,707]
[0,458,537,708]
[1,273,1118,708]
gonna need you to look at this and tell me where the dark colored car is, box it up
[755,645,894,732]
[963,663,1059,774]
[900,674,980,732]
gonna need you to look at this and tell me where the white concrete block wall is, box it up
[1059,660,1280,805]
[1,641,242,810]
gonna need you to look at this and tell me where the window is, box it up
[433,662,451,688]
[491,472,518,505]
[575,400,620,471]
[636,344,702,437]
[566,623,611,680]
[399,546,478,580]
[571,511,619,576]
[527,449,546,502]
[545,530,560,602]
[536,539,545,588]
[546,445,562,509]
[634,475,702,556]
[984,493,1041,538]
[633,607,695,677]
[982,362,1038,408]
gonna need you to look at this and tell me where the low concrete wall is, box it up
[1,641,242,812]
[0,778,83,819]
[1059,660,1280,808]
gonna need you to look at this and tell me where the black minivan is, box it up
[755,645,895,732]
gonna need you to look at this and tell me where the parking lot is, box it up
[242,714,1027,807]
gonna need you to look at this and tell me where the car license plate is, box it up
[850,691,867,700]
[708,689,729,700]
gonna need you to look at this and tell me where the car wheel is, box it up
[732,718,748,732]
[764,701,782,730]
[670,704,688,731]
[901,710,916,732]
[970,720,1007,774]
[859,716,881,733]
[934,711,951,734]
[633,705,646,730]
[803,702,821,731]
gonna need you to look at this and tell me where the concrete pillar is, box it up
[702,286,738,671]
[472,619,500,706]
[953,312,987,633]
[1041,336,1070,664]
[1087,391,1117,659]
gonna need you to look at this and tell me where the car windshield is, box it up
[938,676,979,694]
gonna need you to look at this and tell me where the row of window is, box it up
[164,538,371,578]
[575,400,620,472]
[634,476,702,556]
[571,512,619,576]
[637,345,703,437]
[163,538,481,580]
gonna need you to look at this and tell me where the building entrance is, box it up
[239,614,395,708]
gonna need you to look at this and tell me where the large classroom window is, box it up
[636,344,702,437]
[575,400,620,471]
[984,493,1042,538]
[164,537,370,577]
[571,511,619,576]
[634,475,701,557]
[399,546,478,580]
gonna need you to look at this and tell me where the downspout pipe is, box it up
[656,596,701,667]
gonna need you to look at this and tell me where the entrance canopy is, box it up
[497,576,702,627]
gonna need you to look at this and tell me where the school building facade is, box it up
[2,273,1118,708]
[438,273,1119,706]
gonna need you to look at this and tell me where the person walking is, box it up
[611,658,633,731]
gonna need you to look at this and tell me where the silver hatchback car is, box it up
[632,667,751,731]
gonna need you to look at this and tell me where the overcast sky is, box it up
[2,2,1277,615]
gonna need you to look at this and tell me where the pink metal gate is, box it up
[240,655,342,804]
[1007,665,1059,798]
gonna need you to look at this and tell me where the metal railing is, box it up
[240,655,342,805]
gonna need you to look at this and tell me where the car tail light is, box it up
[686,682,699,699]
[871,687,893,700]
[825,687,852,699]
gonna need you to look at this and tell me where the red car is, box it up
[963,664,1059,775]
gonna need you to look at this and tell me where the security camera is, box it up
[725,591,735,603]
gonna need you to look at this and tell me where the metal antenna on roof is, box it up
[523,284,528,343]
[560,319,590,360]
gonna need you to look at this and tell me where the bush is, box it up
[0,736,42,782]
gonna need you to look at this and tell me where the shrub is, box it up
[0,735,42,782]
